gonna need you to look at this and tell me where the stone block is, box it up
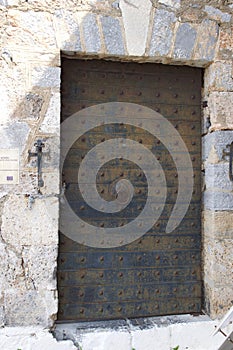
[203,190,233,211]
[202,105,211,135]
[205,163,233,191]
[7,10,57,50]
[54,10,82,52]
[38,135,60,169]
[203,210,233,239]
[0,121,30,151]
[120,0,151,56]
[170,319,224,350]
[218,27,233,60]
[0,62,28,123]
[204,282,233,319]
[173,23,197,59]
[31,66,61,89]
[22,245,57,290]
[158,0,180,9]
[1,195,59,248]
[22,92,45,121]
[100,16,125,56]
[80,330,131,350]
[194,19,219,63]
[204,5,231,23]
[82,13,101,54]
[131,326,170,350]
[31,334,77,350]
[42,171,60,195]
[17,170,59,195]
[0,0,7,5]
[208,92,233,130]
[149,9,176,57]
[4,289,57,326]
[39,92,60,134]
[0,328,77,350]
[10,49,60,66]
[202,130,233,163]
[112,0,119,10]
[0,242,8,290]
[55,319,129,343]
[0,306,4,327]
[203,237,233,285]
[204,61,233,92]
[1,0,19,5]
[4,247,25,290]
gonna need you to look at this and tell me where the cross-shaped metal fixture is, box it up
[28,139,45,189]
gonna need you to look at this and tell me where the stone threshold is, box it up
[53,314,226,350]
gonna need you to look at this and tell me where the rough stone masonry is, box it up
[0,0,232,349]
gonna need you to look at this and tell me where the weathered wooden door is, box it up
[58,58,202,321]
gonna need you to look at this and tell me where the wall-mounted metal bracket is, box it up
[222,142,233,182]
[28,139,45,189]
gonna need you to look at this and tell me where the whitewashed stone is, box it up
[31,334,77,350]
[7,10,57,50]
[120,0,152,56]
[22,245,57,290]
[40,135,60,169]
[55,315,225,350]
[31,66,61,89]
[4,289,57,326]
[0,0,19,5]
[80,330,131,350]
[1,195,59,248]
[0,327,77,350]
[40,92,60,134]
[170,320,224,350]
[0,61,28,123]
[54,10,82,52]
[42,171,60,195]
[131,325,170,350]
[0,242,7,309]
[4,248,25,290]
[0,122,30,151]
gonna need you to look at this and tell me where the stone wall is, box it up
[0,0,232,333]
